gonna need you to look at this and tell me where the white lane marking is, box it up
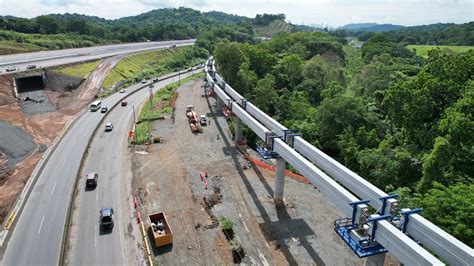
[61,157,67,168]
[95,224,97,247]
[258,249,269,266]
[51,181,57,195]
[242,221,250,233]
[96,191,98,201]
[38,215,45,235]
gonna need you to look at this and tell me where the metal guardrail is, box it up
[206,59,474,265]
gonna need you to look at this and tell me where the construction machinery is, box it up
[185,105,203,133]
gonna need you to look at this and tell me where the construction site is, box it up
[130,78,366,264]
[0,56,122,224]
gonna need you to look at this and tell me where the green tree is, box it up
[35,15,59,34]
[214,42,246,85]
[394,183,474,247]
[272,54,303,89]
[250,74,277,113]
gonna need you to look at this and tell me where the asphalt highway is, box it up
[0,39,195,75]
[0,70,197,265]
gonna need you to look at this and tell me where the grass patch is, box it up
[53,60,100,78]
[102,46,207,94]
[0,30,106,54]
[0,40,45,55]
[407,45,473,58]
[133,72,204,142]
[102,49,175,89]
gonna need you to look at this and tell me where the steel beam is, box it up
[205,60,453,265]
[273,139,358,217]
[210,61,473,265]
[405,214,474,266]
[369,218,443,265]
[213,83,269,140]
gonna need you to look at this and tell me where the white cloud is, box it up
[0,0,472,26]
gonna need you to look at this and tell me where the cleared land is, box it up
[407,45,473,57]
[131,79,361,264]
[255,20,294,37]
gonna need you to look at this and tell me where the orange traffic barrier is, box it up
[235,145,310,184]
[136,210,142,224]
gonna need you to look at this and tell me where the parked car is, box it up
[105,123,113,131]
[86,172,98,188]
[26,64,37,70]
[121,101,128,106]
[99,208,114,229]
[5,66,16,72]
[101,107,108,113]
[119,89,126,93]
[149,84,154,88]
[152,77,159,82]
[141,79,147,84]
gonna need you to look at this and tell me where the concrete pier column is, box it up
[216,97,222,111]
[274,158,286,204]
[364,253,386,266]
[235,117,242,142]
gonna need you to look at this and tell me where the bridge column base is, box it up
[235,117,242,142]
[216,97,222,112]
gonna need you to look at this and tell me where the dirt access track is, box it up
[131,79,362,264]
[0,56,121,224]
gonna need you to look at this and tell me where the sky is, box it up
[0,0,472,27]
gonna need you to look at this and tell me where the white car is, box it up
[105,123,113,132]
[5,66,16,72]
[119,89,126,93]
[200,115,207,126]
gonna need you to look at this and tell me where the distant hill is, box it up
[339,23,405,32]
[339,23,378,30]
[204,11,247,24]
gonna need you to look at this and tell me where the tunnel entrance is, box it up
[14,73,55,116]
[15,75,45,93]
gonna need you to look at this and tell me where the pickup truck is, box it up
[86,172,98,188]
[99,208,114,229]
[149,212,173,247]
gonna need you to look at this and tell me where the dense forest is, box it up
[212,31,473,247]
[0,7,262,51]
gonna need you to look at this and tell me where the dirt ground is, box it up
[0,56,120,224]
[131,79,363,265]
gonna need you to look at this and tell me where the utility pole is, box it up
[149,86,153,110]
[132,105,137,125]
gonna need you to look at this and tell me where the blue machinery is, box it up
[334,194,423,258]
[256,130,302,160]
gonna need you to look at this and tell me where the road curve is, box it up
[68,71,197,265]
[0,39,195,75]
[0,70,197,266]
